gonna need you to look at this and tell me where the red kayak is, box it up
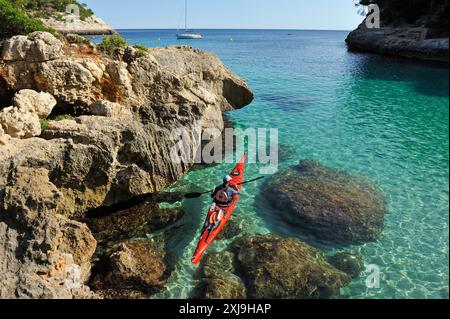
[191,153,246,265]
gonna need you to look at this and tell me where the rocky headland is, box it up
[346,1,449,63]
[0,31,253,298]
[41,15,115,35]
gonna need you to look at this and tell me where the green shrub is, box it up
[99,35,128,56]
[0,0,55,39]
[39,119,49,131]
[54,114,74,121]
[133,45,149,58]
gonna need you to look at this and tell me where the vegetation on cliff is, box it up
[357,0,449,37]
[0,0,96,39]
[7,0,94,20]
[0,0,53,39]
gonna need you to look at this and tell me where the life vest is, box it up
[215,189,230,203]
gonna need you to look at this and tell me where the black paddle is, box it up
[184,176,265,199]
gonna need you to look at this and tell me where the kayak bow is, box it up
[191,153,246,265]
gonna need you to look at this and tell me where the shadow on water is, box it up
[347,52,449,98]
[259,93,317,113]
[154,196,205,273]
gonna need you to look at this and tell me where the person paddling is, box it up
[211,175,241,207]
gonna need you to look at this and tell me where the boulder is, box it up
[89,100,132,118]
[90,240,167,298]
[193,273,246,299]
[262,160,386,244]
[1,32,64,62]
[194,251,246,299]
[328,252,364,279]
[13,89,57,119]
[232,235,351,299]
[0,106,41,138]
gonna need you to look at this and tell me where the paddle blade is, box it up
[184,192,203,199]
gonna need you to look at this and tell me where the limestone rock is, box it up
[346,25,449,63]
[0,126,10,145]
[232,235,351,299]
[1,32,64,62]
[90,100,132,118]
[0,166,97,299]
[0,106,41,138]
[262,160,386,244]
[13,89,57,119]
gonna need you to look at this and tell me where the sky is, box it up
[82,0,363,30]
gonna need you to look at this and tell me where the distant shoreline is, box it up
[114,28,353,32]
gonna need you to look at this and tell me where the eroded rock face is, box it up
[262,160,386,244]
[2,32,64,62]
[0,32,253,299]
[0,166,97,298]
[232,235,351,299]
[346,25,449,63]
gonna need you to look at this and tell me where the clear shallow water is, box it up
[111,30,448,299]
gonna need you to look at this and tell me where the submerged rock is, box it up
[90,240,167,298]
[328,252,364,279]
[232,234,351,299]
[216,218,243,241]
[194,251,246,299]
[193,273,246,299]
[262,160,386,244]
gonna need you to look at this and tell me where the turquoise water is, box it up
[113,30,449,299]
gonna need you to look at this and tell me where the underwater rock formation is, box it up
[328,252,365,279]
[262,160,386,244]
[89,240,167,299]
[231,234,351,299]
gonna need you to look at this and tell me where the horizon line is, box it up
[114,28,353,32]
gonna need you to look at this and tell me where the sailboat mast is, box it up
[185,0,188,31]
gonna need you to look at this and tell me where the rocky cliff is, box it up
[0,32,253,298]
[41,15,115,35]
[346,1,449,63]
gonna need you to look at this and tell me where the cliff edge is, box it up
[346,1,449,63]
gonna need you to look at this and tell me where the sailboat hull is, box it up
[177,33,203,39]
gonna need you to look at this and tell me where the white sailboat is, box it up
[177,0,202,39]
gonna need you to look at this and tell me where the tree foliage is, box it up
[0,0,54,39]
[6,0,94,20]
[357,0,449,25]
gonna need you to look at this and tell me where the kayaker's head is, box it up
[223,175,232,185]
